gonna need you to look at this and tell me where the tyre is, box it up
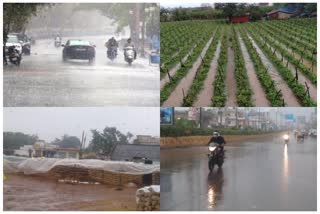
[208,159,214,172]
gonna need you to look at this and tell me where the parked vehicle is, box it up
[5,34,22,56]
[62,39,95,63]
[10,33,31,55]
[107,46,117,61]
[208,142,224,172]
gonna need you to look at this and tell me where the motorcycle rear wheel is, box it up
[208,160,214,172]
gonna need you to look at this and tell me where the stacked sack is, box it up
[136,185,160,211]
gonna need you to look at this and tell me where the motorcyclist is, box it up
[208,131,226,154]
[124,38,137,59]
[105,37,118,57]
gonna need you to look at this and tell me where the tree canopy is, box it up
[51,135,81,149]
[3,132,38,151]
[89,126,133,157]
[3,3,48,43]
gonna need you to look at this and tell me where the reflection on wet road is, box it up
[4,36,159,106]
[161,136,317,211]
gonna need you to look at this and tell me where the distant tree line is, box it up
[160,3,317,22]
[3,126,134,158]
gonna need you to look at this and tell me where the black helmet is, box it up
[127,38,131,42]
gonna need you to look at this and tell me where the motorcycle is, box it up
[54,38,61,47]
[107,46,117,61]
[7,46,21,66]
[283,134,289,144]
[124,46,135,65]
[208,142,224,172]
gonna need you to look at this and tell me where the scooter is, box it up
[124,46,135,65]
[107,47,117,62]
[208,143,225,172]
[7,46,21,66]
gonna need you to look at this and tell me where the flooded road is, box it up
[4,174,137,211]
[161,136,317,211]
[4,36,159,107]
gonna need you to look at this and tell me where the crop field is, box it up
[160,18,317,107]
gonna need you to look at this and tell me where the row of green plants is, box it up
[182,27,223,106]
[232,26,253,107]
[256,22,316,66]
[251,24,317,85]
[160,28,215,104]
[269,21,316,45]
[246,25,316,106]
[238,27,284,106]
[260,22,317,65]
[211,26,229,107]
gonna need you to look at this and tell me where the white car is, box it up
[5,34,22,55]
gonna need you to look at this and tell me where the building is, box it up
[55,148,80,159]
[14,141,80,159]
[14,145,34,157]
[135,135,160,145]
[231,15,249,23]
[265,7,297,20]
[111,144,160,162]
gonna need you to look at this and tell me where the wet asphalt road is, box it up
[161,135,317,211]
[4,36,159,107]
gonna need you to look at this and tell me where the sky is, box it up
[4,107,160,143]
[160,2,202,8]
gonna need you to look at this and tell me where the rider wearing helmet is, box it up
[208,131,226,152]
[105,37,118,57]
[124,38,137,59]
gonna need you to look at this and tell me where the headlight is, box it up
[283,134,289,140]
[209,146,216,152]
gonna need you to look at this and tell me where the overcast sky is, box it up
[4,107,160,142]
[161,2,202,8]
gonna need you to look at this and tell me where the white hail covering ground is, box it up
[136,185,160,203]
[4,156,160,175]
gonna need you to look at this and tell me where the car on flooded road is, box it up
[62,39,95,63]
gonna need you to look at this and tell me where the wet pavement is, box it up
[161,135,317,211]
[4,36,159,107]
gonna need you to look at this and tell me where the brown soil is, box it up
[247,33,301,107]
[162,36,214,106]
[194,41,222,107]
[160,45,196,89]
[4,174,137,211]
[238,33,269,106]
[225,41,237,107]
[272,37,317,73]
[266,40,317,102]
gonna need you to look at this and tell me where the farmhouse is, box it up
[230,15,249,23]
[265,7,297,20]
[111,144,160,162]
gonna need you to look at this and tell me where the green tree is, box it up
[3,3,47,44]
[3,132,38,153]
[51,134,81,148]
[89,126,133,157]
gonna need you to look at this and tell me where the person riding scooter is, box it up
[208,131,226,155]
[124,38,137,59]
[105,37,118,59]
